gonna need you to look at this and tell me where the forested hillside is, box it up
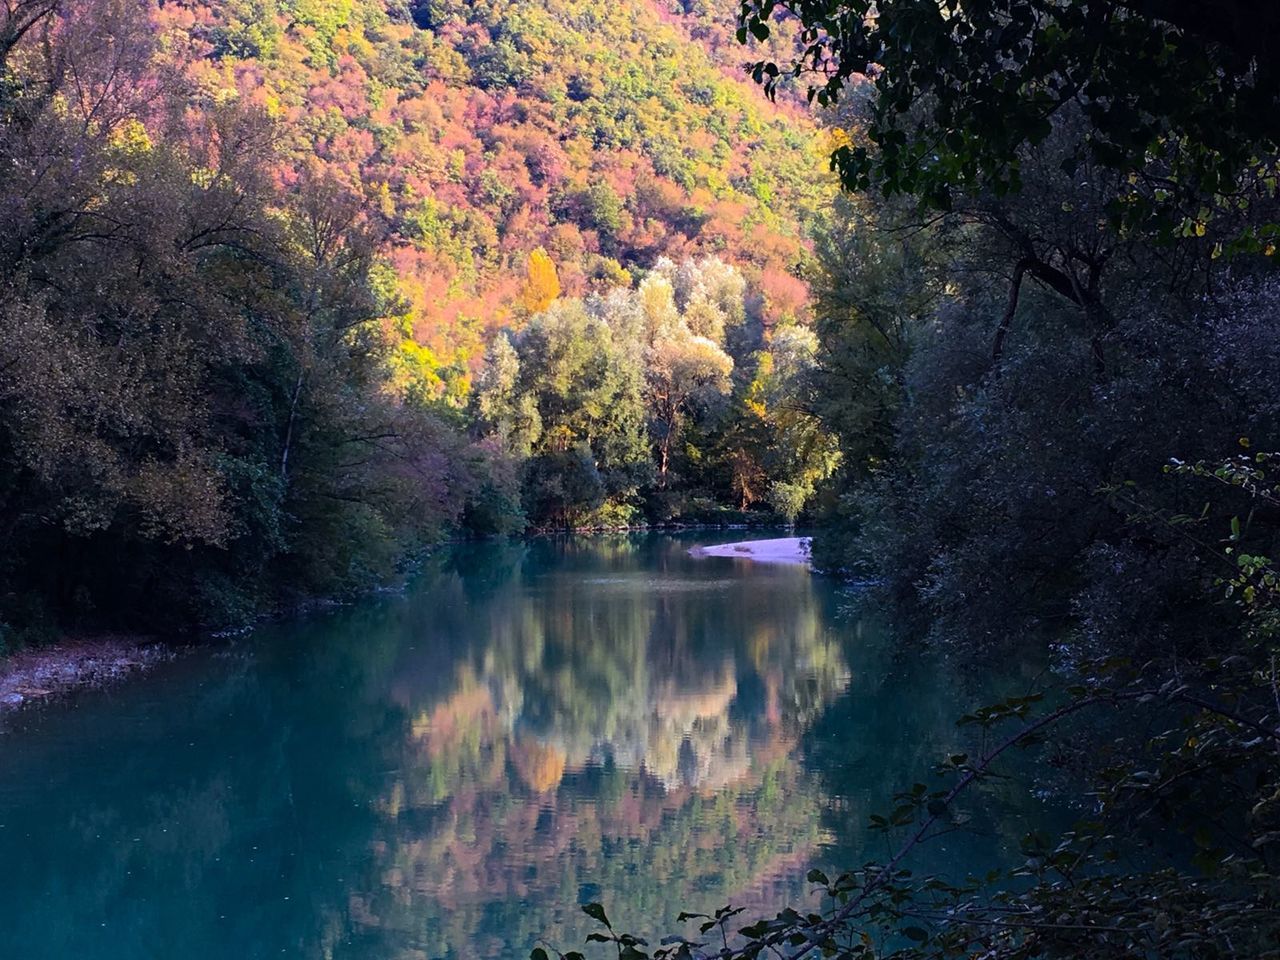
[0,0,834,640]
[161,0,827,381]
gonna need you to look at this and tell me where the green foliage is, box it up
[801,100,1280,645]
[503,297,651,526]
[461,440,528,536]
[766,480,808,525]
[538,456,1280,958]
[471,257,835,528]
[0,0,483,634]
[203,0,284,57]
[524,444,610,526]
[739,0,1280,247]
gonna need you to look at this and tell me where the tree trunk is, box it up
[280,370,305,481]
[992,258,1030,368]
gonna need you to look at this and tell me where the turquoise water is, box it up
[0,535,1049,958]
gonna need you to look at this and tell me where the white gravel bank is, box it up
[689,536,811,566]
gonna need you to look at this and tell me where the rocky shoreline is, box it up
[0,638,174,717]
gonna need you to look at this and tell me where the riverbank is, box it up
[0,533,810,719]
[688,536,812,566]
[0,638,173,716]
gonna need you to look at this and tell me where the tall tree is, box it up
[521,246,562,315]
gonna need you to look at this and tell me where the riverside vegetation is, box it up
[0,0,836,643]
[538,1,1280,958]
[3,0,1280,957]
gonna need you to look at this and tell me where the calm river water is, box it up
[0,534,1050,958]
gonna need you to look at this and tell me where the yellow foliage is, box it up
[744,352,772,419]
[262,91,284,119]
[827,127,853,153]
[521,247,561,314]
[389,338,446,403]
[376,181,396,219]
[109,118,153,155]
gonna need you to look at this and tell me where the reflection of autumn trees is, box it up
[359,760,829,957]
[0,537,1066,960]
[349,537,850,955]
[398,543,848,794]
[0,538,856,960]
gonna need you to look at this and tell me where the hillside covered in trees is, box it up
[0,0,836,639]
[167,0,828,380]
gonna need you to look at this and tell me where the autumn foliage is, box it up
[521,248,561,314]
[148,0,830,385]
[0,0,834,638]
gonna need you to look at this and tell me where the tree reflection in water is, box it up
[0,535,1043,960]
[361,535,850,957]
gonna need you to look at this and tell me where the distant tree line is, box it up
[470,254,836,533]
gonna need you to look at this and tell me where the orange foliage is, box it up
[148,0,833,379]
[758,267,810,326]
[510,738,568,793]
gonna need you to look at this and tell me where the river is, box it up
[0,534,1053,958]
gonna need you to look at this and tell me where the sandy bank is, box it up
[688,536,811,566]
[0,638,173,716]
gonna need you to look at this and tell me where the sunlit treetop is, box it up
[738,0,1280,247]
[521,247,562,315]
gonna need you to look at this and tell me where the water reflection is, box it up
[0,535,1038,960]
[355,536,849,956]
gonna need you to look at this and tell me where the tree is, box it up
[473,255,807,526]
[646,332,734,481]
[505,300,650,526]
[521,246,562,314]
[0,0,480,634]
[473,333,542,459]
[739,0,1280,246]
[717,324,837,520]
[630,264,738,484]
[660,255,747,343]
